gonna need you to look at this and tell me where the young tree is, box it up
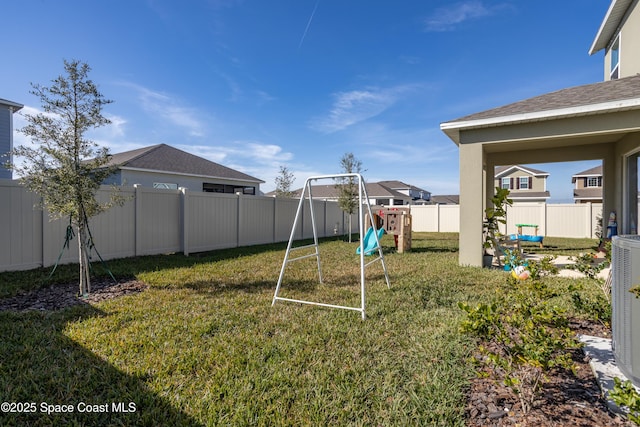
[11,59,122,296]
[335,152,363,242]
[274,165,295,197]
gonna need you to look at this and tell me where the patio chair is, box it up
[493,235,522,268]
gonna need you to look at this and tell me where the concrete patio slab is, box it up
[579,335,637,417]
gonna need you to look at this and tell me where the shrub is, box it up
[459,277,581,413]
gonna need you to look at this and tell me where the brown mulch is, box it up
[0,278,147,312]
[467,319,633,426]
[0,282,633,425]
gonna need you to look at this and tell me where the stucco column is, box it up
[602,152,617,236]
[459,143,485,266]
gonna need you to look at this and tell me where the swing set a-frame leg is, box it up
[272,173,390,319]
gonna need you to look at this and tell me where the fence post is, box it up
[236,192,242,247]
[134,184,143,256]
[324,201,328,237]
[272,196,277,244]
[40,202,47,267]
[180,187,189,256]
[437,204,441,232]
[587,202,593,239]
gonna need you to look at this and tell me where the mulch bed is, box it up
[467,319,633,426]
[0,281,634,425]
[0,278,147,312]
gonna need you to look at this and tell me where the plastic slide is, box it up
[356,227,385,256]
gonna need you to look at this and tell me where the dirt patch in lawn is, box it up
[0,278,147,312]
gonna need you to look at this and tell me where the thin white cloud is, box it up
[311,87,402,133]
[424,1,506,32]
[345,122,458,165]
[176,144,228,163]
[13,106,124,147]
[177,140,293,169]
[243,142,293,164]
[122,83,207,137]
[177,141,297,191]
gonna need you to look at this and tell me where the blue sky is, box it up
[2,1,611,202]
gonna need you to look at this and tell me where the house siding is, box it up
[0,105,11,179]
[604,1,640,80]
[117,169,260,193]
[495,169,546,192]
[575,176,603,190]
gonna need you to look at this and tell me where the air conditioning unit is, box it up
[612,235,640,386]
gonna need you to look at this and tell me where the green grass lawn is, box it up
[0,233,605,426]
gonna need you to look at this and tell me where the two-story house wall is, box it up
[572,165,603,203]
[591,0,640,80]
[494,165,550,203]
[0,98,23,180]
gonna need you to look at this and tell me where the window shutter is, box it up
[516,178,520,189]
[529,177,532,189]
[510,178,514,189]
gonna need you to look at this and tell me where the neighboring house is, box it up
[440,0,640,267]
[102,144,264,194]
[494,165,550,203]
[284,181,429,206]
[572,165,603,203]
[0,98,23,180]
[427,195,459,205]
[376,180,431,203]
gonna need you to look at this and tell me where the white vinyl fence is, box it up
[0,180,358,272]
[410,203,604,238]
[0,177,619,273]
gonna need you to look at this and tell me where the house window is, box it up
[153,182,178,189]
[519,177,529,190]
[501,178,510,189]
[611,36,620,80]
[587,177,601,187]
[202,183,256,195]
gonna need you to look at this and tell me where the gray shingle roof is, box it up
[106,144,263,183]
[448,74,640,124]
[376,180,430,194]
[495,165,548,177]
[0,98,23,111]
[572,165,602,177]
[509,191,550,200]
[428,195,459,204]
[290,183,409,200]
[574,188,603,200]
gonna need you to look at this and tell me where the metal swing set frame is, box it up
[271,173,390,319]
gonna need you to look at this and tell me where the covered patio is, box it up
[441,75,640,267]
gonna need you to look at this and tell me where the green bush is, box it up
[611,377,640,425]
[459,277,581,413]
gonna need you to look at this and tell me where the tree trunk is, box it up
[77,222,91,296]
[348,215,352,243]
